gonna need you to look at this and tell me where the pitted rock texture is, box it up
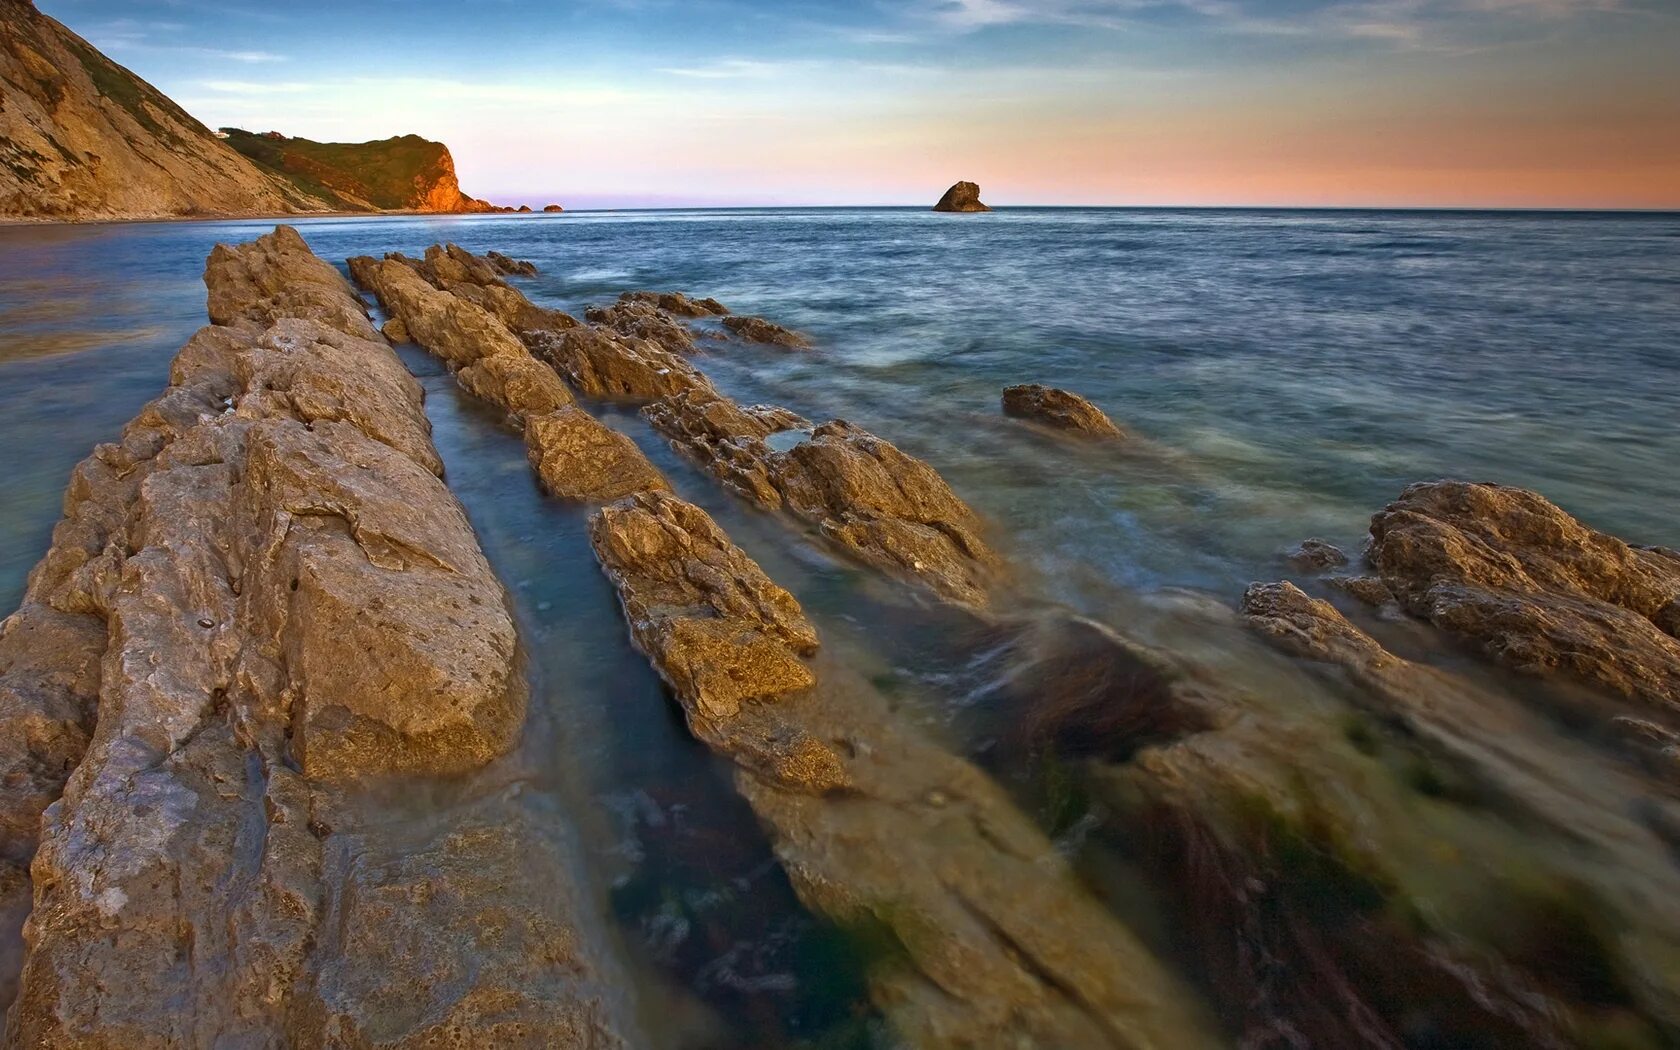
[1002,384,1124,437]
[525,407,669,503]
[590,491,842,793]
[1368,480,1680,710]
[645,399,997,606]
[585,299,699,355]
[0,228,631,1047]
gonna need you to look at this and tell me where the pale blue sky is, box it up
[37,0,1680,208]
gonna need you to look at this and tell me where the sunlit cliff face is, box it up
[43,0,1680,208]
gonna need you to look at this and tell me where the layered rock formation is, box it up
[720,314,812,349]
[0,227,634,1045]
[1368,481,1680,710]
[1002,383,1124,437]
[933,180,992,212]
[221,129,499,214]
[589,501,1221,1049]
[0,0,332,220]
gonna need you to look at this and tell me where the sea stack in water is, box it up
[933,181,992,213]
[1002,384,1124,437]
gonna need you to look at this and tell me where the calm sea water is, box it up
[2,207,1678,1046]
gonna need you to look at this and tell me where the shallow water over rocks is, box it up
[2,208,1679,1047]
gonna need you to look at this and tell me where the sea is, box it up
[1,207,1677,1047]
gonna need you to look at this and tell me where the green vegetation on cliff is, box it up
[220,129,485,212]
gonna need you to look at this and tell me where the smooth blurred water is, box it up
[4,207,1677,611]
[3,208,1678,1045]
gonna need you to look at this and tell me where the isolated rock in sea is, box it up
[0,2,333,219]
[1368,480,1680,709]
[1284,537,1350,572]
[543,204,564,213]
[620,290,730,317]
[721,314,812,349]
[586,299,699,355]
[932,180,992,213]
[1001,384,1124,437]
[525,407,669,503]
[486,250,538,276]
[0,227,634,1045]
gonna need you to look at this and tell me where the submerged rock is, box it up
[1283,537,1350,572]
[1002,384,1124,437]
[486,250,537,276]
[1368,480,1680,710]
[525,407,669,503]
[721,314,812,349]
[591,500,1222,1048]
[620,290,729,317]
[0,228,634,1046]
[932,180,992,213]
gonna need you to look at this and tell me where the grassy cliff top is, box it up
[220,129,462,211]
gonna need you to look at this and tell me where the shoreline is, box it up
[4,204,1676,231]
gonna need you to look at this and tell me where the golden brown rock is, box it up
[1002,384,1124,437]
[721,314,812,349]
[524,407,669,503]
[771,421,999,606]
[535,326,715,402]
[1369,480,1680,709]
[932,180,992,213]
[458,353,575,420]
[0,228,632,1047]
[586,300,698,355]
[619,291,729,317]
[590,497,1220,1044]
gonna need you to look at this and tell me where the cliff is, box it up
[221,129,499,214]
[0,0,333,219]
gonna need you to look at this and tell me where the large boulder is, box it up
[933,180,992,213]
[1368,481,1680,710]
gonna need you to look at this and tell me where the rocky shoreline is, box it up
[0,227,1676,1047]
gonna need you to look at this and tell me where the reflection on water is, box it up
[3,208,1679,1046]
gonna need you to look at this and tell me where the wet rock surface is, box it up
[1283,537,1349,571]
[591,502,1222,1048]
[720,314,812,349]
[585,299,699,355]
[1002,383,1124,437]
[0,228,633,1046]
[619,290,729,317]
[525,407,669,503]
[1369,480,1680,710]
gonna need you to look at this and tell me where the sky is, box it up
[36,0,1680,209]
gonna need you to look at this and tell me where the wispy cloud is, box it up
[200,80,315,94]
[655,59,796,79]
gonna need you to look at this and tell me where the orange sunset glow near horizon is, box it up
[40,0,1680,210]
